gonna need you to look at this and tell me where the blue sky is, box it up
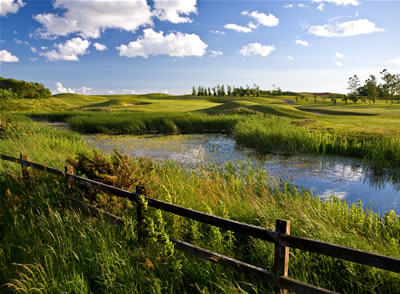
[0,0,399,95]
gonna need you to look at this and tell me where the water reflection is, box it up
[82,133,399,214]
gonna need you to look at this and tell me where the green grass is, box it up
[67,112,241,134]
[0,117,399,293]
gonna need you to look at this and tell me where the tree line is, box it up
[343,69,400,105]
[0,77,52,99]
[192,84,261,97]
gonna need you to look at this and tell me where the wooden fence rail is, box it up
[1,152,400,293]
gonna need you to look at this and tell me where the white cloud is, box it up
[117,28,207,58]
[210,50,223,57]
[153,0,197,24]
[240,43,275,57]
[308,19,384,37]
[0,49,19,62]
[241,10,279,27]
[295,40,309,47]
[297,4,307,8]
[317,3,325,11]
[335,52,344,58]
[224,24,252,33]
[312,0,360,6]
[93,42,107,51]
[210,30,225,35]
[40,37,90,61]
[40,46,47,50]
[284,4,294,8]
[225,10,278,33]
[30,47,37,53]
[0,0,25,17]
[34,0,153,39]
[288,55,294,61]
[388,58,400,66]
[335,61,343,67]
[55,82,75,94]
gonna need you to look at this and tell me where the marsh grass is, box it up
[67,112,240,134]
[233,115,400,167]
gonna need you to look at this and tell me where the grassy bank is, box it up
[1,116,399,293]
[233,115,400,167]
[67,112,241,134]
[59,110,400,167]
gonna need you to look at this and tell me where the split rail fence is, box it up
[1,152,400,294]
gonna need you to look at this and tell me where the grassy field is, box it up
[0,116,399,293]
[2,94,400,292]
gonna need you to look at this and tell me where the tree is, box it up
[227,85,232,96]
[347,75,360,104]
[208,87,212,97]
[0,77,52,99]
[365,75,378,105]
[380,69,400,105]
[192,86,196,96]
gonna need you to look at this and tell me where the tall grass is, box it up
[0,117,399,293]
[67,112,241,134]
[233,115,400,167]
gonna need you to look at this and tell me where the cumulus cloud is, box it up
[54,82,75,94]
[335,52,344,58]
[288,55,294,61]
[40,37,90,61]
[225,10,278,33]
[93,42,107,51]
[153,0,197,23]
[312,0,360,6]
[224,23,252,33]
[241,10,279,27]
[30,47,37,53]
[335,61,343,67]
[308,19,383,37]
[0,0,25,17]
[117,28,207,58]
[388,58,400,66]
[295,40,309,46]
[284,4,294,8]
[317,3,325,11]
[240,43,275,57]
[0,49,19,62]
[34,0,153,39]
[210,50,223,57]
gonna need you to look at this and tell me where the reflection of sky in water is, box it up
[84,133,400,215]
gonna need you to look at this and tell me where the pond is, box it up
[82,133,400,215]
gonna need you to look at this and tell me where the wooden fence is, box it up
[1,152,400,294]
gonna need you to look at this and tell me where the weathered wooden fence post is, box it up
[274,219,290,294]
[136,185,147,241]
[20,153,29,180]
[65,166,74,192]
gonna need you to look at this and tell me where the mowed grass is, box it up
[0,117,399,293]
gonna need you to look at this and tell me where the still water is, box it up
[83,133,400,215]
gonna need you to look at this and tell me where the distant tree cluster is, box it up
[346,69,400,105]
[192,84,261,97]
[0,77,52,99]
